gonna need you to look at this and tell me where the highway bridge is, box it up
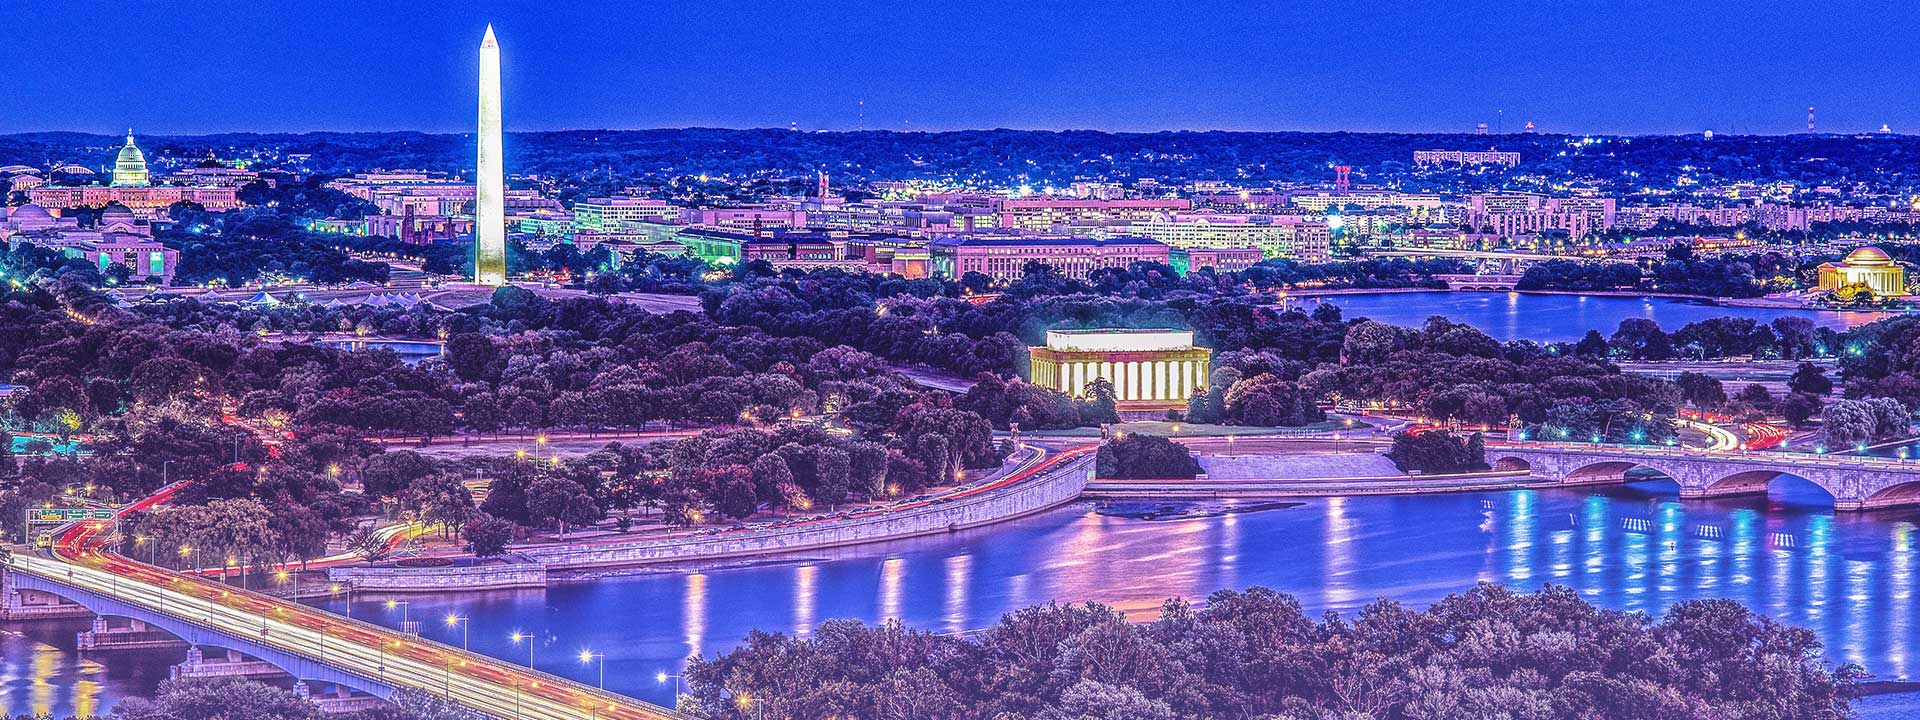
[2,495,686,719]
[1490,443,1920,510]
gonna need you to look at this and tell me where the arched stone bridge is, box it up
[1489,444,1920,510]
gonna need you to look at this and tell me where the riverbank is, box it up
[1085,469,1536,498]
[328,446,1096,591]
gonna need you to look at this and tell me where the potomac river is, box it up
[1295,291,1888,342]
[6,480,1918,717]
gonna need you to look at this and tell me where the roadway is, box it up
[7,485,685,719]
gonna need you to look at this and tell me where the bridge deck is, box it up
[5,551,684,720]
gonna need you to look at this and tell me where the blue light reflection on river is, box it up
[307,479,1914,709]
[6,478,1917,716]
[1297,292,1884,342]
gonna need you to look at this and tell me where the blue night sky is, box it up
[6,0,1916,136]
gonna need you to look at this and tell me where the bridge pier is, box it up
[174,646,290,681]
[298,681,388,715]
[2,572,94,620]
[78,616,189,651]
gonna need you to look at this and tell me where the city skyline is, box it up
[0,4,1916,719]
[5,1,1918,136]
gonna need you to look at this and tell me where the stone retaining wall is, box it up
[528,452,1095,569]
[332,452,1095,589]
[328,562,547,591]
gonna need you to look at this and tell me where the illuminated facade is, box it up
[994,198,1192,232]
[1028,329,1211,410]
[573,197,678,233]
[25,132,240,218]
[111,131,150,187]
[474,25,508,286]
[1817,246,1907,297]
[929,236,1171,281]
[1413,149,1521,167]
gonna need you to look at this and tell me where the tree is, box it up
[1221,374,1324,427]
[1076,377,1120,426]
[1185,387,1215,424]
[361,450,437,499]
[1097,434,1203,479]
[1386,430,1488,474]
[480,467,531,524]
[1789,362,1834,395]
[1674,372,1726,410]
[1782,392,1823,428]
[463,513,516,558]
[401,473,476,536]
[1612,318,1672,360]
[527,477,599,535]
[1574,330,1611,357]
[1821,399,1877,448]
[1866,397,1911,439]
[112,678,322,720]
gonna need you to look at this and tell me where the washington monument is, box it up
[474,24,507,286]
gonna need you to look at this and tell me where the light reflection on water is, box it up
[1307,292,1881,343]
[7,478,1920,717]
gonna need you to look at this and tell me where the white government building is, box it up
[1027,329,1212,410]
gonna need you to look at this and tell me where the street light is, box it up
[509,631,538,719]
[736,692,766,720]
[579,649,606,689]
[445,613,469,651]
[509,631,537,667]
[386,599,419,635]
[657,671,685,705]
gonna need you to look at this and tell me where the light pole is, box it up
[509,631,537,719]
[444,613,469,651]
[579,649,605,689]
[736,692,765,720]
[385,599,417,635]
[657,671,685,707]
[509,630,537,667]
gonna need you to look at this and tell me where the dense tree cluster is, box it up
[1096,434,1203,479]
[1517,244,1806,299]
[1837,313,1920,411]
[1387,430,1489,474]
[1310,318,1680,443]
[684,583,1860,720]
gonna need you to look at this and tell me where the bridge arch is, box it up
[1690,468,1837,505]
[1491,455,1532,472]
[1560,458,1694,486]
[1860,479,1920,510]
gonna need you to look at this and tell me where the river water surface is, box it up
[8,479,1915,716]
[1302,292,1887,342]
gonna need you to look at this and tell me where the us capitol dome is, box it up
[110,130,150,188]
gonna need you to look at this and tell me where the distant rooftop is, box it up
[1044,328,1196,353]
